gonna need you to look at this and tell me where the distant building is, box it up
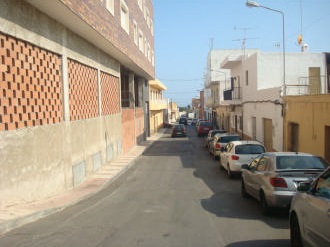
[0,0,154,207]
[149,79,167,134]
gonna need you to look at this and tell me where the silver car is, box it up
[241,152,329,215]
[290,166,330,247]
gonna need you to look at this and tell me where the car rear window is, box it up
[211,130,226,137]
[219,136,240,143]
[276,156,329,170]
[200,122,212,127]
[235,144,265,154]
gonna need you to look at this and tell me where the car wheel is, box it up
[290,213,303,247]
[227,164,234,178]
[241,180,249,198]
[260,191,271,216]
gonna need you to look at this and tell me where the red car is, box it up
[197,121,213,137]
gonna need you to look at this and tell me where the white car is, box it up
[290,165,330,247]
[219,140,265,178]
[209,133,240,160]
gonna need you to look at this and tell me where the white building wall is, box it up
[241,52,326,151]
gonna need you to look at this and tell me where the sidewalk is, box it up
[0,129,166,235]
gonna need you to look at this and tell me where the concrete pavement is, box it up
[0,129,166,235]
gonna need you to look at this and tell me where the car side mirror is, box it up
[241,164,249,170]
[297,181,311,192]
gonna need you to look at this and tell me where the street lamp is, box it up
[246,1,286,96]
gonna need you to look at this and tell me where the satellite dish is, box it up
[297,34,303,45]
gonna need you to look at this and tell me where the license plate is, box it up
[177,132,182,134]
[204,128,209,131]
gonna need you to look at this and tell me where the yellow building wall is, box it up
[284,95,330,160]
[150,110,164,135]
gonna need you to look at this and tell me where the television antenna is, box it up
[233,26,258,54]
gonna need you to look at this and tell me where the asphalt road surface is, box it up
[0,125,290,247]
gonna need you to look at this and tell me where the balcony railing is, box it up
[285,76,329,95]
[223,87,242,101]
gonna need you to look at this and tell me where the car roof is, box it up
[262,152,318,157]
[217,133,239,137]
[229,140,264,146]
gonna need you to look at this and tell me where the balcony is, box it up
[150,98,168,111]
[285,75,329,96]
[223,87,242,105]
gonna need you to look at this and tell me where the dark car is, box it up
[171,124,187,137]
[191,118,198,126]
[197,121,213,137]
[179,117,187,125]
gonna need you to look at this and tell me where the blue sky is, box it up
[153,0,330,107]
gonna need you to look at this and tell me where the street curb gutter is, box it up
[0,129,166,235]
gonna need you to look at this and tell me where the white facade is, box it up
[223,51,327,151]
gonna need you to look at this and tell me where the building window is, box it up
[105,0,114,15]
[133,20,138,45]
[150,20,154,36]
[121,69,130,108]
[138,30,144,52]
[138,0,143,10]
[245,70,249,86]
[120,0,129,34]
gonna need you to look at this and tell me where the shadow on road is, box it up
[225,239,290,247]
[142,126,289,230]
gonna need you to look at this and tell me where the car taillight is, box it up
[215,143,221,149]
[269,178,287,188]
[231,155,239,160]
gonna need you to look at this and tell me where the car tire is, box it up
[241,180,249,198]
[290,213,303,247]
[260,191,271,216]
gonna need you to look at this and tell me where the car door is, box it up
[303,169,330,246]
[220,143,233,168]
[247,155,270,199]
[243,155,262,198]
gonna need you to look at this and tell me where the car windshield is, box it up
[235,144,265,154]
[219,136,240,143]
[276,155,329,170]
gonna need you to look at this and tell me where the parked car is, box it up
[289,166,330,247]
[171,124,187,137]
[219,140,266,178]
[209,133,240,160]
[179,117,187,125]
[197,121,213,137]
[241,152,329,215]
[191,118,198,126]
[195,119,207,129]
[204,129,227,148]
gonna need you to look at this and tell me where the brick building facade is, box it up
[0,0,154,207]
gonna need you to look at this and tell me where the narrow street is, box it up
[0,126,290,247]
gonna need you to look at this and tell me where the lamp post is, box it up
[246,1,286,96]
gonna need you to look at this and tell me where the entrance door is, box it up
[309,67,321,94]
[288,122,299,152]
[325,126,330,162]
[263,118,273,151]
